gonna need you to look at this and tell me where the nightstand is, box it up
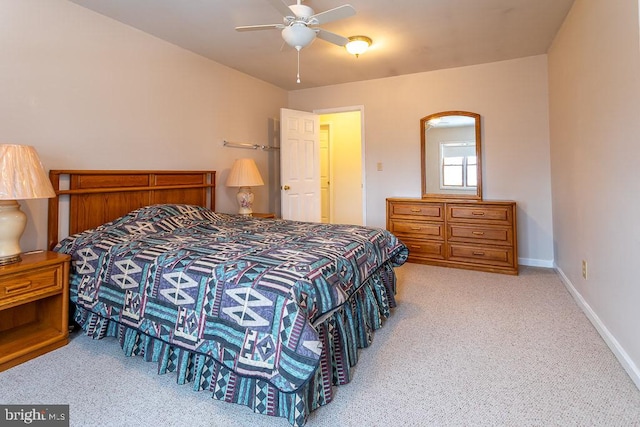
[251,213,276,218]
[0,251,70,372]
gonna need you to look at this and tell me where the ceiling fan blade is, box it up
[235,24,284,31]
[310,4,356,25]
[267,0,294,18]
[316,28,349,46]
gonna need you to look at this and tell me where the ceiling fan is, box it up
[235,0,356,83]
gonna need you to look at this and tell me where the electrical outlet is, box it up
[582,260,588,279]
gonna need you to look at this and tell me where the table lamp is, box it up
[225,158,264,215]
[0,144,56,265]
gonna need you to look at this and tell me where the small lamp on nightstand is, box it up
[0,144,56,266]
[225,158,264,215]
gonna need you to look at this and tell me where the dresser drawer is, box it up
[401,238,445,260]
[447,224,513,245]
[447,243,515,268]
[389,202,444,221]
[447,204,513,225]
[0,266,62,306]
[389,220,444,240]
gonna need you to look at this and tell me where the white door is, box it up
[280,108,320,222]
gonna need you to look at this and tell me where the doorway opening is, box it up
[316,107,365,225]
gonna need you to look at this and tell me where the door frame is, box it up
[313,105,366,225]
[319,123,334,223]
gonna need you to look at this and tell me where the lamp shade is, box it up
[0,144,56,200]
[225,158,264,188]
[0,144,55,265]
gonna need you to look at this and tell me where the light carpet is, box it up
[1,264,639,426]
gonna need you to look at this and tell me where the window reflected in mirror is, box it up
[440,141,476,189]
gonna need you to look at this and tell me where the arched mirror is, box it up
[421,111,482,200]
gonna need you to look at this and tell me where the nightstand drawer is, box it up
[0,266,61,305]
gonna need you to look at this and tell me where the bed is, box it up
[48,170,408,426]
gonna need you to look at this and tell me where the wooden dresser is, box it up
[386,198,518,275]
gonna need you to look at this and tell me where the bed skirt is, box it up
[73,261,399,426]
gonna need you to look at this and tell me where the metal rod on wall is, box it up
[223,140,279,151]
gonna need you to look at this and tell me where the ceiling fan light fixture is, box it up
[345,35,372,57]
[282,23,316,50]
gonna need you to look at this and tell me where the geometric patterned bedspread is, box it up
[54,204,408,393]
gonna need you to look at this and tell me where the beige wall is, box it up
[1,0,287,251]
[548,0,640,386]
[289,56,554,266]
[320,111,363,225]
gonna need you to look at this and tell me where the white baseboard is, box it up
[555,265,640,390]
[519,257,554,268]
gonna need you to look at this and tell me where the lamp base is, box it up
[0,253,21,266]
[0,200,27,266]
[236,186,255,215]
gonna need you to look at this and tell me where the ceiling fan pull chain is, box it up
[296,48,301,84]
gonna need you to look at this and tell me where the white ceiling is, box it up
[69,0,575,91]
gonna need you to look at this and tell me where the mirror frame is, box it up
[420,110,482,200]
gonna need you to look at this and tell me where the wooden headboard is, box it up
[47,170,216,250]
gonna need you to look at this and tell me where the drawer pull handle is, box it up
[410,208,421,213]
[6,281,33,294]
[410,227,422,231]
[472,211,485,216]
[472,251,485,256]
[410,245,422,249]
[472,231,485,235]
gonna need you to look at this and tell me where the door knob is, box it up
[282,185,290,190]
